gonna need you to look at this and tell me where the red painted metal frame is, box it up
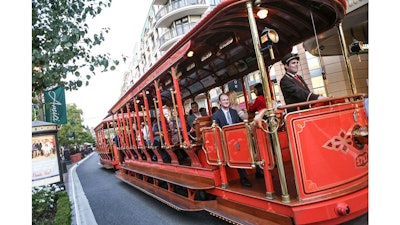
[126,104,138,149]
[171,67,191,147]
[285,99,368,201]
[133,97,146,148]
[120,108,130,149]
[94,116,121,170]
[222,123,255,169]
[155,80,171,147]
[201,126,229,187]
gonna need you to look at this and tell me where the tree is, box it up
[58,103,94,147]
[32,0,123,99]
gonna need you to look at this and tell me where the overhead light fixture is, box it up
[260,27,279,59]
[257,9,268,19]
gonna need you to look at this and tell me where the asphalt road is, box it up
[74,153,231,225]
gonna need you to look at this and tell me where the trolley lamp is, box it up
[353,125,368,147]
[260,27,279,59]
[349,39,364,53]
[349,39,365,62]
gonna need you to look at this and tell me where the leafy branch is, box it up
[32,0,122,97]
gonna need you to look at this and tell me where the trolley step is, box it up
[121,163,215,190]
[116,172,205,211]
[203,198,293,225]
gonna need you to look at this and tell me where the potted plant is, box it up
[69,147,82,163]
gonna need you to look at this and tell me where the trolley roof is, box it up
[109,0,347,114]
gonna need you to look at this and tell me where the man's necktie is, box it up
[226,111,232,125]
[294,75,304,86]
[294,75,302,83]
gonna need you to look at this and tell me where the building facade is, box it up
[121,0,223,94]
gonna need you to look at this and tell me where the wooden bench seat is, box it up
[194,116,212,142]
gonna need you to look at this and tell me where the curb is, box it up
[66,152,98,225]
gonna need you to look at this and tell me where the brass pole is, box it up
[126,103,138,149]
[133,97,145,147]
[337,22,358,94]
[116,112,126,149]
[141,105,147,144]
[120,109,130,149]
[170,90,182,145]
[246,1,290,202]
[111,114,119,159]
[153,98,164,147]
[310,9,330,96]
[123,107,133,149]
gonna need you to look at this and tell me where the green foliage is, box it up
[32,183,67,225]
[32,0,121,97]
[54,192,71,225]
[58,103,95,147]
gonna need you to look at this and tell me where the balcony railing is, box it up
[158,22,197,50]
[155,0,206,21]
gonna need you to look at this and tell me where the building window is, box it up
[209,0,223,6]
[173,16,189,36]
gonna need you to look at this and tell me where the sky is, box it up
[65,1,152,129]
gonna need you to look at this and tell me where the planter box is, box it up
[70,153,82,163]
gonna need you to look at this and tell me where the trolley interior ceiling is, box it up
[303,2,367,56]
[110,0,346,114]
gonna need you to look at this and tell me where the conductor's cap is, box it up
[281,53,299,65]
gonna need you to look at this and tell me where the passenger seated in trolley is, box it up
[248,83,266,114]
[141,122,151,146]
[113,135,120,147]
[211,106,219,114]
[227,90,248,121]
[186,101,207,142]
[211,93,252,187]
[199,107,207,116]
[152,117,171,162]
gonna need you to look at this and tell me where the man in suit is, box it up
[279,53,327,112]
[211,93,252,187]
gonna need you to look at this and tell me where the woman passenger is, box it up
[248,83,266,113]
[247,83,267,179]
[227,90,248,121]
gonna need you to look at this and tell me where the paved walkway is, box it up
[63,152,98,225]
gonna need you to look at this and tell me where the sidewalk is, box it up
[63,152,98,225]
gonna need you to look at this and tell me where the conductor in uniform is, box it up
[279,53,327,112]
